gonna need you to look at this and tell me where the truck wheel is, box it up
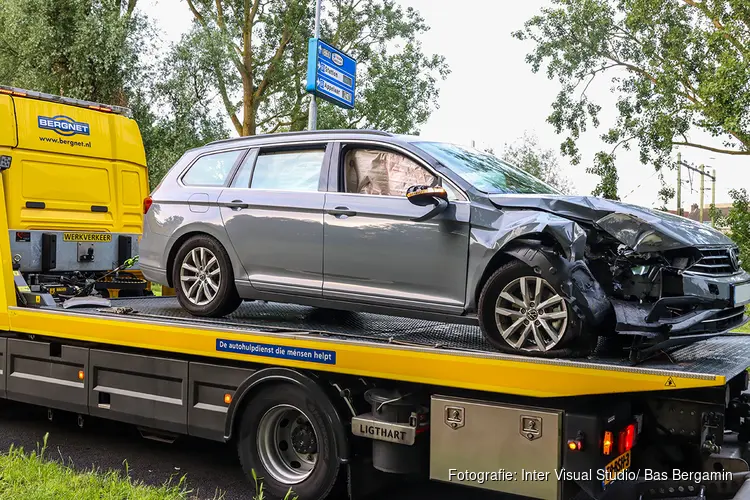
[172,235,242,317]
[237,384,341,500]
[478,260,586,357]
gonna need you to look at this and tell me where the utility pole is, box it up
[699,164,705,223]
[307,0,322,131]
[711,168,717,227]
[676,152,682,216]
[677,158,716,224]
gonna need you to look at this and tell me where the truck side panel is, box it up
[6,338,88,414]
[0,338,7,398]
[188,362,255,441]
[89,349,188,434]
[0,95,16,147]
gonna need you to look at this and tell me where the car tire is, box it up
[478,259,590,357]
[172,235,242,317]
[237,383,342,500]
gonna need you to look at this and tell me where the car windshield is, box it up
[414,141,561,195]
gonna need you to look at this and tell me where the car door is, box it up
[322,142,471,313]
[218,143,330,297]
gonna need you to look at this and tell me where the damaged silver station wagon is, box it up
[139,130,750,359]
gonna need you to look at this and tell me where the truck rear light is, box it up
[143,196,153,214]
[618,423,636,454]
[602,431,613,455]
[567,439,583,451]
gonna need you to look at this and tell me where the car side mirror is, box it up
[406,185,449,222]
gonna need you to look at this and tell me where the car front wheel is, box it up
[172,235,242,317]
[478,260,588,356]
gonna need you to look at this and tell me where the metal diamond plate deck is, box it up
[49,296,750,381]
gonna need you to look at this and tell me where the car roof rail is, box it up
[0,85,133,117]
[206,129,394,146]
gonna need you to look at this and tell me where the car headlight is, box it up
[595,213,679,252]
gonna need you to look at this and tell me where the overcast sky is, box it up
[146,0,749,209]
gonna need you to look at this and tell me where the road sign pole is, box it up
[308,0,322,131]
[676,152,682,216]
[699,164,705,223]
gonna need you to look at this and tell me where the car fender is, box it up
[466,208,596,314]
[164,219,249,284]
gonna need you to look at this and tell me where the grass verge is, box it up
[0,434,197,500]
[0,434,299,500]
[734,306,750,333]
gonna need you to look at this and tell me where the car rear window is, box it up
[182,150,244,187]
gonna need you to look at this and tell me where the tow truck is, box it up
[0,100,749,500]
[0,199,749,500]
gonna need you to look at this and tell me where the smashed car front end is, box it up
[587,211,750,350]
[487,195,750,356]
[600,245,750,346]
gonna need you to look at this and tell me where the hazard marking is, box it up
[665,377,677,388]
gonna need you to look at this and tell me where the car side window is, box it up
[248,150,325,191]
[343,148,437,197]
[182,150,243,187]
[229,151,256,188]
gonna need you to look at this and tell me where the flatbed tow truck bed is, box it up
[9,296,750,398]
[5,296,750,500]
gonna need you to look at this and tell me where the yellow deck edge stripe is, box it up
[8,308,724,398]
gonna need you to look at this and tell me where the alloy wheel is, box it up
[494,276,568,352]
[179,246,221,306]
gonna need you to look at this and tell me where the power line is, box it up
[621,169,660,200]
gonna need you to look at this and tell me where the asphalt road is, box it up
[0,400,502,500]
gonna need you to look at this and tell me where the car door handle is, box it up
[327,206,357,217]
[225,200,249,210]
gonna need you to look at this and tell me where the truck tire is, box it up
[237,383,341,500]
[172,235,242,317]
[478,259,588,357]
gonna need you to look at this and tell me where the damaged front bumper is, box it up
[611,270,750,359]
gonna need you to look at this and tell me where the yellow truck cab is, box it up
[0,86,148,295]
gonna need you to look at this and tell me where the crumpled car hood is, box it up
[488,195,734,252]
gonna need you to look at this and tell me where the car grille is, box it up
[687,248,739,276]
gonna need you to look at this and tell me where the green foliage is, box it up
[719,188,750,271]
[0,433,198,500]
[0,0,447,185]
[136,38,230,187]
[0,0,145,106]
[0,0,229,188]
[514,0,750,199]
[0,433,297,500]
[501,132,573,193]
[180,0,449,136]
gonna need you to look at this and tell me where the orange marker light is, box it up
[78,370,84,380]
[603,431,613,455]
[567,439,582,451]
[224,393,232,404]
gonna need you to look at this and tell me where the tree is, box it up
[0,0,145,107]
[179,0,449,136]
[716,188,750,271]
[0,0,229,187]
[137,40,230,186]
[514,0,750,199]
[501,133,574,193]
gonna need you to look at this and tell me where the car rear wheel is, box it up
[172,235,242,317]
[478,260,587,356]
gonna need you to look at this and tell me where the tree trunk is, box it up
[241,76,255,136]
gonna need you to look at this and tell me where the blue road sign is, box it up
[306,38,356,109]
